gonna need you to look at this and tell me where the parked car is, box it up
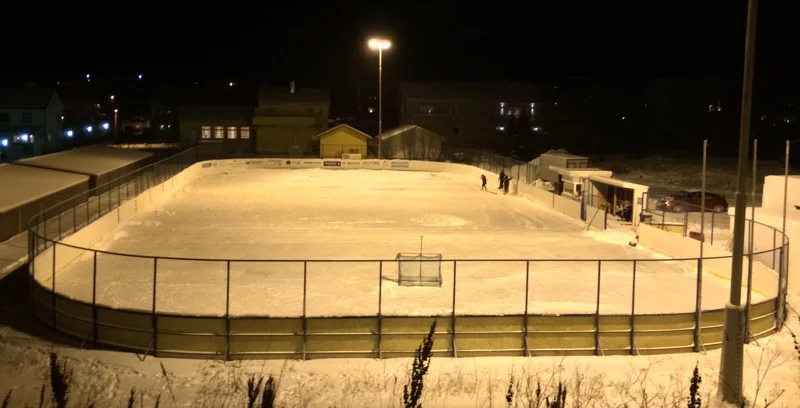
[656,190,728,213]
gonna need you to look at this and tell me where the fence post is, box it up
[683,210,689,237]
[694,258,703,352]
[745,233,755,343]
[776,246,786,331]
[630,260,637,355]
[52,243,57,329]
[58,209,62,241]
[524,260,530,357]
[451,260,457,358]
[772,229,777,269]
[302,261,308,361]
[378,261,383,359]
[152,257,158,357]
[86,194,90,224]
[594,260,601,356]
[711,212,715,246]
[90,251,98,346]
[72,197,76,233]
[225,260,231,361]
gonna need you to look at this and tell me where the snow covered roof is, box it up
[541,151,587,160]
[377,125,445,141]
[0,164,88,213]
[17,145,154,177]
[589,174,649,192]
[549,166,612,178]
[313,124,372,141]
[0,88,58,109]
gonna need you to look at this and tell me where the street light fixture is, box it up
[368,37,391,160]
[114,109,119,144]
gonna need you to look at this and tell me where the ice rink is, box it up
[47,168,751,317]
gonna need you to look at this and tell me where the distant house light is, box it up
[65,130,74,137]
[496,126,505,131]
[0,139,7,147]
[86,126,93,133]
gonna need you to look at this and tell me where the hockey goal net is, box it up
[396,253,443,287]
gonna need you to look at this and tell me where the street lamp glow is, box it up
[86,126,93,133]
[110,95,115,101]
[1,139,7,147]
[137,74,143,80]
[102,122,110,130]
[368,38,391,50]
[66,130,74,137]
[114,109,118,113]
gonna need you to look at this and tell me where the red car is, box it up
[656,191,729,213]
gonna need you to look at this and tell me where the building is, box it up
[178,105,253,154]
[378,125,444,160]
[254,83,330,154]
[397,81,541,150]
[0,88,64,161]
[314,124,371,158]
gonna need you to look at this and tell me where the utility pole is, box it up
[718,0,758,404]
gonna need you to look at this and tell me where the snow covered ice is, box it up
[44,167,748,317]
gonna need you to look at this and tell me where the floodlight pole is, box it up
[718,0,758,403]
[377,48,383,160]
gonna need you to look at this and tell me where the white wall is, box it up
[638,223,779,300]
[34,162,204,286]
[762,175,800,211]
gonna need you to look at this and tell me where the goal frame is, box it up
[395,252,443,287]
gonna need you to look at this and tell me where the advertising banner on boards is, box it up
[390,161,410,168]
[362,160,382,168]
[323,161,342,167]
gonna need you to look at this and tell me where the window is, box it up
[214,126,224,139]
[0,112,9,123]
[419,105,433,114]
[227,126,237,139]
[201,126,211,139]
[240,126,250,139]
[453,127,460,136]
[22,113,33,123]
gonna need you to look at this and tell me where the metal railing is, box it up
[25,148,789,359]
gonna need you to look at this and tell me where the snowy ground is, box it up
[41,168,748,317]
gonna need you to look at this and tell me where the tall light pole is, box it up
[368,37,391,159]
[113,109,119,144]
[719,0,758,404]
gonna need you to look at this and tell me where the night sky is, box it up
[7,1,799,88]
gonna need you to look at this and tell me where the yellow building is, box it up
[253,84,330,155]
[314,124,372,158]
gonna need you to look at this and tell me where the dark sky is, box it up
[6,1,800,89]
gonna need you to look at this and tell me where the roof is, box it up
[259,87,330,105]
[398,81,540,102]
[0,164,89,213]
[313,124,372,141]
[548,166,612,178]
[589,175,650,191]
[0,88,57,109]
[17,145,154,177]
[541,151,588,160]
[178,105,254,121]
[377,125,446,141]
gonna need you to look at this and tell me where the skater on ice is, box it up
[480,174,487,190]
[498,170,505,189]
[503,174,511,194]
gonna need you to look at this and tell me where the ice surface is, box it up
[45,168,747,317]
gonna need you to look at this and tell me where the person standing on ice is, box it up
[480,174,487,190]
[503,175,511,194]
[498,170,505,189]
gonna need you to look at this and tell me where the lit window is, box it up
[201,126,211,139]
[496,126,505,131]
[214,126,224,139]
[240,126,250,139]
[228,126,237,139]
[529,102,536,117]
